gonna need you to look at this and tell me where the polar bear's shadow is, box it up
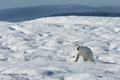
[101,61,116,64]
[95,58,116,64]
[96,57,116,64]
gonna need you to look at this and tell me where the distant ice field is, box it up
[0,16,120,80]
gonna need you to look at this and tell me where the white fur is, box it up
[74,46,94,62]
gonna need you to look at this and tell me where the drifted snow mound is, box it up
[0,16,120,80]
[66,73,96,80]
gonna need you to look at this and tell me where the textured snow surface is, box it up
[0,16,120,80]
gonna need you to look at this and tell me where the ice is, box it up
[0,16,120,80]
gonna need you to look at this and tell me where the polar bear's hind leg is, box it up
[90,58,94,62]
[88,56,94,62]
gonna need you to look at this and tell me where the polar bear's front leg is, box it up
[74,52,80,62]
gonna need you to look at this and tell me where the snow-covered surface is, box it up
[0,16,120,80]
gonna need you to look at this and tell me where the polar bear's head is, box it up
[75,45,80,50]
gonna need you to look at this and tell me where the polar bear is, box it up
[74,45,94,62]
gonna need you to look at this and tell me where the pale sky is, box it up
[0,0,120,10]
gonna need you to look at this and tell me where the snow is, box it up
[0,16,120,80]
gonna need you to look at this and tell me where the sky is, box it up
[0,0,120,10]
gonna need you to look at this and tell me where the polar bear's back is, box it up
[80,46,92,52]
[79,46,93,56]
